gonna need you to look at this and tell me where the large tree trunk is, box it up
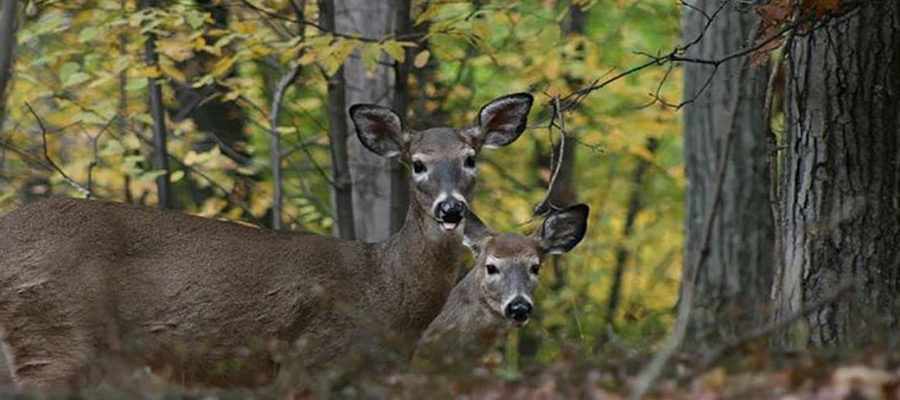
[335,0,410,242]
[774,1,900,347]
[681,0,772,349]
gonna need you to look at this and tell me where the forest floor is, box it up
[3,348,898,400]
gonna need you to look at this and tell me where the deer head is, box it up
[463,204,589,325]
[349,93,534,233]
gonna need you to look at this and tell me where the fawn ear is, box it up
[536,204,589,255]
[350,104,405,157]
[467,93,533,148]
[463,211,493,256]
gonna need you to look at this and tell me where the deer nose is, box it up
[435,198,467,224]
[505,297,533,322]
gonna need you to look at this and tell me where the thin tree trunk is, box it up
[775,0,900,347]
[142,0,173,209]
[320,0,355,240]
[605,138,658,327]
[390,0,412,234]
[268,1,305,230]
[119,0,133,204]
[336,0,410,242]
[0,0,18,133]
[681,0,772,350]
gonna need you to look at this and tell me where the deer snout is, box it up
[504,297,533,323]
[435,198,467,231]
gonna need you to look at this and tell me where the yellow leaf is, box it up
[413,49,430,68]
[192,36,206,50]
[382,40,405,63]
[210,56,236,78]
[415,4,441,26]
[139,65,161,79]
[157,36,193,62]
[159,58,186,82]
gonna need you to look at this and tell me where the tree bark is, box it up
[774,0,900,347]
[0,0,18,133]
[681,0,772,349]
[320,0,355,240]
[142,0,173,209]
[335,0,410,242]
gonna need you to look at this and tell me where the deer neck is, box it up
[379,201,464,331]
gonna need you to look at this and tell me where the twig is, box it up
[533,96,568,217]
[84,116,117,198]
[291,124,334,187]
[683,281,855,382]
[25,103,92,197]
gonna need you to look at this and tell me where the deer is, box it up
[414,204,589,369]
[0,93,534,388]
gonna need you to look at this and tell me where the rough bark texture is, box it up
[681,0,773,348]
[775,1,900,347]
[335,0,409,242]
[320,0,355,240]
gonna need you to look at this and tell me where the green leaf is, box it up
[63,72,91,87]
[361,43,380,74]
[382,40,405,63]
[126,78,147,91]
[78,27,100,43]
[59,62,80,83]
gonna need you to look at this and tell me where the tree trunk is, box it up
[605,138,658,327]
[335,0,409,242]
[0,0,18,133]
[320,0,355,240]
[774,1,900,347]
[142,0,173,209]
[681,0,772,349]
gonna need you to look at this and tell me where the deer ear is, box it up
[469,93,533,148]
[537,204,589,255]
[349,104,405,157]
[463,211,493,256]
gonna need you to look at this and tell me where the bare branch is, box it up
[25,103,92,197]
[533,96,568,217]
[84,116,117,198]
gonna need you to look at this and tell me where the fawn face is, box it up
[350,93,533,233]
[465,204,589,325]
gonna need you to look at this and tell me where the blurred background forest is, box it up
[2,0,900,398]
[0,0,683,364]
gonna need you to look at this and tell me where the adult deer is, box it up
[414,204,588,369]
[0,93,534,388]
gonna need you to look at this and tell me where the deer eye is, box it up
[412,160,426,173]
[530,264,540,275]
[486,264,499,275]
[464,155,476,168]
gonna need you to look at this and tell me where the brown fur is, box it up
[0,93,535,388]
[414,205,589,370]
[0,195,462,387]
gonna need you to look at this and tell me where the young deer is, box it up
[0,93,533,387]
[414,204,589,368]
